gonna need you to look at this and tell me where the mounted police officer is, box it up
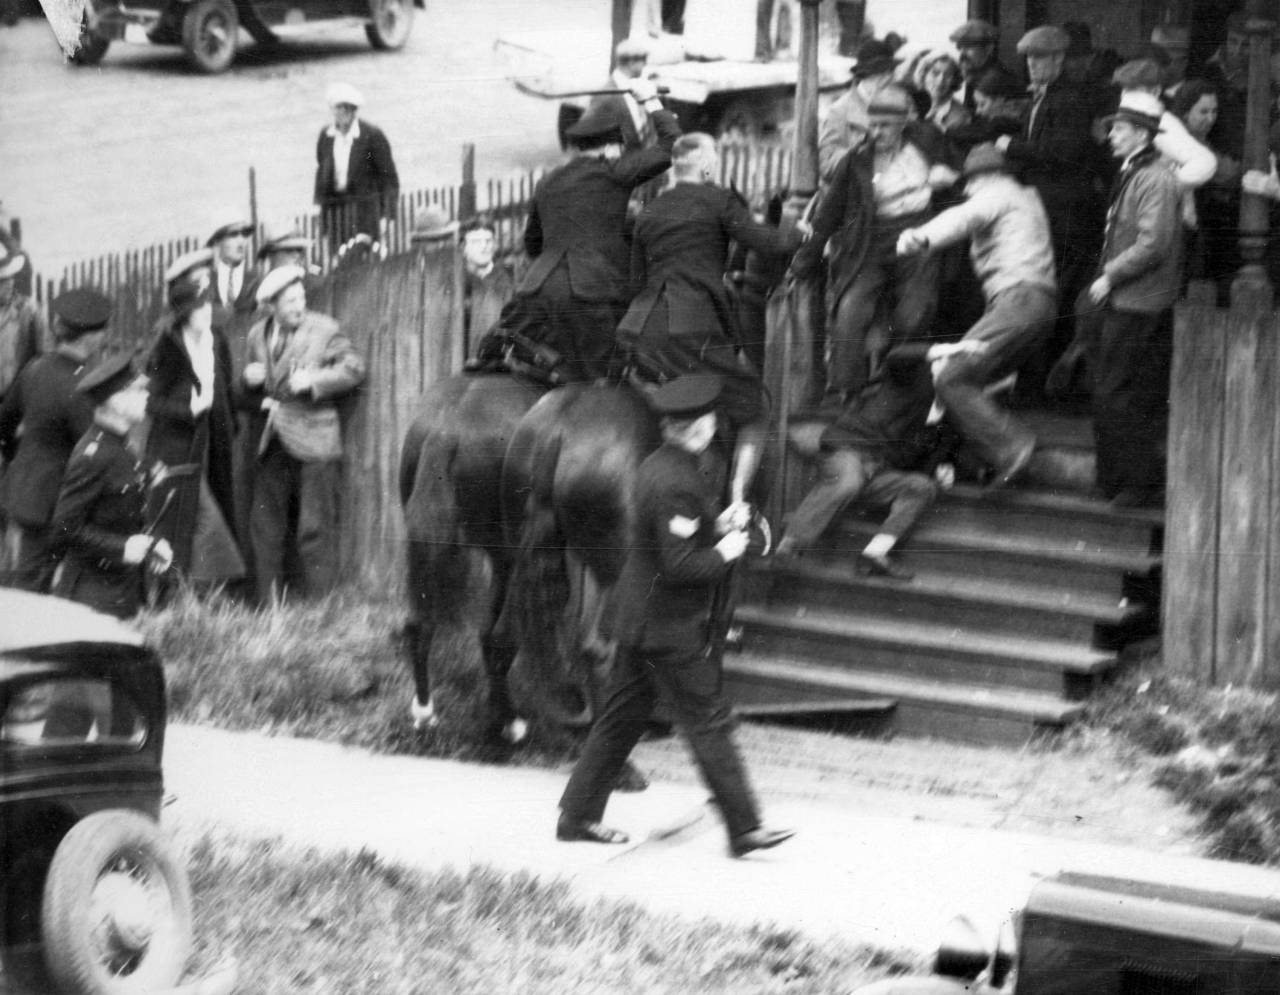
[49,352,173,619]
[0,288,110,591]
[557,374,793,858]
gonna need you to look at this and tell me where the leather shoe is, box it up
[987,439,1035,492]
[730,826,795,858]
[857,551,913,581]
[556,815,630,845]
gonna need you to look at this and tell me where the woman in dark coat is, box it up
[144,277,243,584]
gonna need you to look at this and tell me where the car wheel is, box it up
[181,0,238,73]
[365,0,413,50]
[42,810,193,995]
[69,10,111,65]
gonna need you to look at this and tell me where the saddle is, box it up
[465,297,568,388]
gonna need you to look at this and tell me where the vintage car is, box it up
[0,590,195,994]
[70,0,419,73]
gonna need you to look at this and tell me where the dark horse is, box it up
[399,372,660,740]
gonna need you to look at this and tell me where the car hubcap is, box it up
[89,858,167,973]
[203,15,228,54]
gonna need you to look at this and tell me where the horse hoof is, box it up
[501,717,529,745]
[411,696,439,731]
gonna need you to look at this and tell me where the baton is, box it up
[513,80,672,99]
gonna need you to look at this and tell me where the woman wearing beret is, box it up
[143,277,243,587]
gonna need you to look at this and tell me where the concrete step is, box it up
[734,603,1117,699]
[756,556,1146,645]
[829,516,1159,600]
[723,651,1087,747]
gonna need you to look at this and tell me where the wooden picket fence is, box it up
[19,138,790,580]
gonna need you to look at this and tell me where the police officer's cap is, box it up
[51,288,112,336]
[649,374,723,419]
[255,264,307,304]
[565,101,627,142]
[77,351,139,406]
[949,19,998,46]
[206,220,254,247]
[1017,25,1070,56]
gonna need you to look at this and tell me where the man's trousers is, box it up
[250,441,341,602]
[560,644,761,840]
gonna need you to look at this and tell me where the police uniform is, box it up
[0,288,108,591]
[49,353,155,619]
[559,376,789,855]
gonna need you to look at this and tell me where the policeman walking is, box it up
[557,374,793,858]
[49,353,173,619]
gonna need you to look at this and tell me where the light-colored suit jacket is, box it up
[240,310,365,462]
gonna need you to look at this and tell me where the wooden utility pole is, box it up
[791,0,822,198]
[1233,0,1275,306]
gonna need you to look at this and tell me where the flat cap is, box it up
[326,81,363,108]
[206,221,253,247]
[867,84,913,117]
[1112,58,1163,90]
[1016,25,1070,56]
[52,288,112,335]
[648,374,723,419]
[256,229,312,260]
[962,142,1011,177]
[565,99,627,140]
[949,19,998,46]
[974,66,1026,100]
[851,38,899,79]
[164,247,214,285]
[77,351,138,406]
[255,264,306,304]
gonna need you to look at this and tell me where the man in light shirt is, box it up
[313,82,400,253]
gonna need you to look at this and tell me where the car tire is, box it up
[69,10,111,65]
[182,0,238,73]
[365,0,413,50]
[42,810,193,995]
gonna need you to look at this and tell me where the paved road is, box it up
[0,0,596,276]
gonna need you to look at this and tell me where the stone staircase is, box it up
[724,412,1164,746]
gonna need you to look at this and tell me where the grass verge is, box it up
[1085,649,1280,865]
[138,584,586,767]
[184,832,914,994]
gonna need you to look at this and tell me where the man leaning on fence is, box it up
[237,265,365,603]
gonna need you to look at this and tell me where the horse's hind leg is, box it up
[482,555,528,745]
[405,538,439,730]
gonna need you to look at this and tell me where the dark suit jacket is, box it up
[0,350,96,528]
[313,119,401,222]
[518,109,679,302]
[609,442,730,654]
[619,182,800,346]
[1004,80,1103,231]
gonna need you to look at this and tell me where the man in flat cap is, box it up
[1077,92,1180,508]
[237,265,365,602]
[0,289,110,590]
[49,354,172,619]
[950,19,1016,113]
[994,24,1105,398]
[795,84,958,403]
[314,83,400,254]
[818,38,901,183]
[508,78,679,382]
[897,143,1057,490]
[557,374,793,859]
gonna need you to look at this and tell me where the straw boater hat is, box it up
[0,245,25,281]
[410,206,460,243]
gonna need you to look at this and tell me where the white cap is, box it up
[164,247,214,286]
[255,264,306,304]
[326,82,364,108]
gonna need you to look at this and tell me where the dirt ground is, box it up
[633,717,1204,855]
